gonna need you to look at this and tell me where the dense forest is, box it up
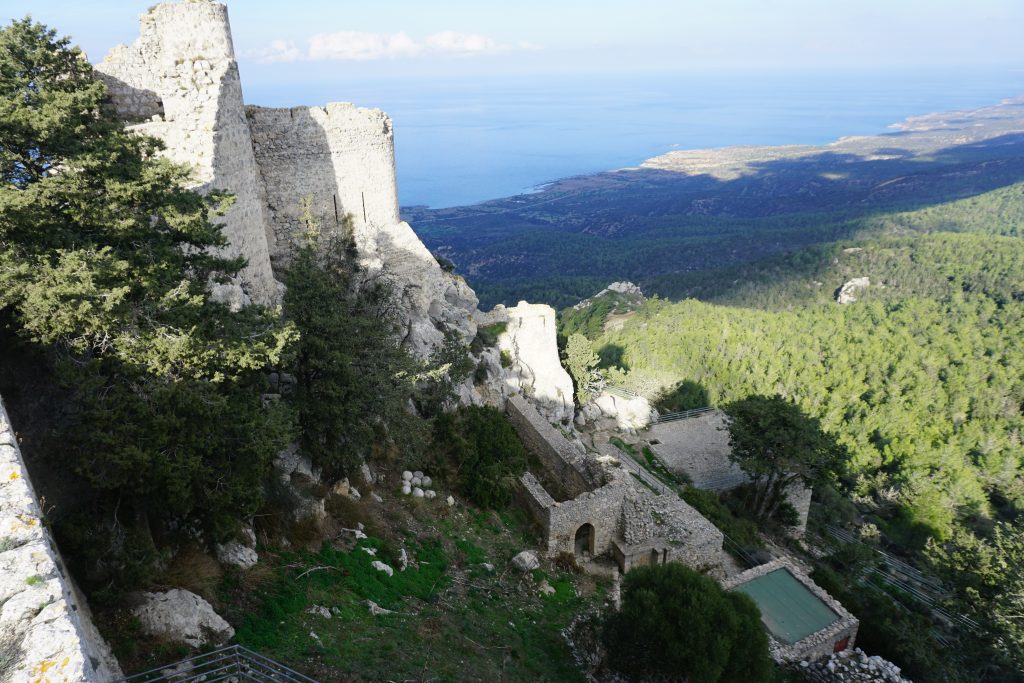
[562,210,1024,677]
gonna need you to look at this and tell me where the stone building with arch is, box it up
[509,395,723,573]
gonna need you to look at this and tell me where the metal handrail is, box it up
[655,406,716,423]
[116,644,321,683]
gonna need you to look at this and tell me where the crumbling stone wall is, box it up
[507,395,598,499]
[95,0,280,307]
[247,103,478,357]
[246,104,400,259]
[512,395,724,572]
[0,397,121,683]
[545,479,627,557]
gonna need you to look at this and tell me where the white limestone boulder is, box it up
[593,391,655,431]
[215,541,258,571]
[836,277,870,304]
[131,589,234,648]
[511,550,540,572]
[371,561,394,577]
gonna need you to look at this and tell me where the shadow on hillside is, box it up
[406,108,1024,306]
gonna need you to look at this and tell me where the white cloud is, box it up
[424,31,498,54]
[247,31,534,63]
[247,39,304,63]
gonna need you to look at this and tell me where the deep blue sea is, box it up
[245,67,1024,209]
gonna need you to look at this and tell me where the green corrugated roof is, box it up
[733,569,840,644]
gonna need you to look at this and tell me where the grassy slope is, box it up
[217,502,594,682]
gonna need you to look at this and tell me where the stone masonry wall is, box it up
[545,480,626,557]
[246,103,479,357]
[0,397,121,683]
[246,104,400,260]
[95,1,280,306]
[723,558,859,663]
[507,395,597,499]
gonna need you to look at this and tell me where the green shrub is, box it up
[431,406,528,509]
[681,486,764,554]
[473,322,507,349]
[603,563,771,683]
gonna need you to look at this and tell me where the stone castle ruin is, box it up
[509,396,724,573]
[95,0,477,358]
[0,2,857,677]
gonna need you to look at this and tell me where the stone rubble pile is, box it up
[802,648,910,682]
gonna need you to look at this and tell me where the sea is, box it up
[245,67,1024,209]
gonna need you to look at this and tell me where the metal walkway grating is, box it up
[116,644,321,683]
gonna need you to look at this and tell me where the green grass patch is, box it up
[226,507,594,682]
[681,486,765,556]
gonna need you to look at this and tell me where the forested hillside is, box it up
[574,224,1024,534]
[563,214,1024,678]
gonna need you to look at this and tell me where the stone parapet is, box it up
[0,397,121,682]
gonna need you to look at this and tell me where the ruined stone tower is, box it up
[95,0,574,421]
[95,1,279,307]
[95,0,481,357]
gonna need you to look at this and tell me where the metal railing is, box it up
[117,645,321,683]
[601,384,643,400]
[691,472,749,492]
[654,406,716,423]
[825,525,981,633]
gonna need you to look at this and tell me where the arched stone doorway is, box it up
[574,523,595,558]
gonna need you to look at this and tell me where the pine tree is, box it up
[0,17,296,550]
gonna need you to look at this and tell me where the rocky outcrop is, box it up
[836,277,870,304]
[130,589,234,648]
[571,281,645,311]
[0,397,122,683]
[590,391,654,431]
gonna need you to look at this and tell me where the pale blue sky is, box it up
[10,0,1024,83]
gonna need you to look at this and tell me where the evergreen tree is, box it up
[603,563,771,683]
[723,395,845,522]
[0,17,295,549]
[284,230,423,478]
[564,332,599,404]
